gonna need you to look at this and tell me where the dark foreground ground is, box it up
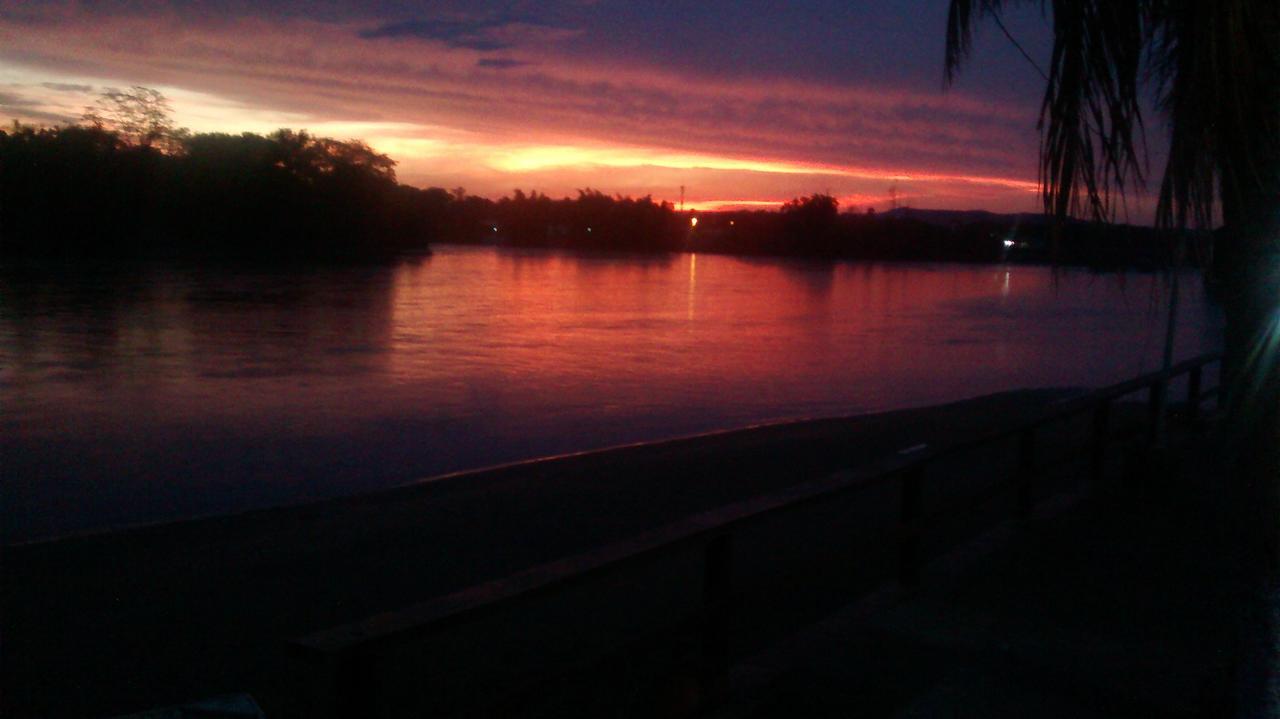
[3,390,1075,718]
[715,416,1277,719]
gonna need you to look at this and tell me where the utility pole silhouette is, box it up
[889,184,899,211]
[680,185,685,212]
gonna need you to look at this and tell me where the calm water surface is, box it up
[1,245,1221,541]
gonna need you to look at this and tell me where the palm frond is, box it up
[947,0,1148,223]
[944,0,977,84]
[948,0,1279,233]
[944,0,1014,84]
[1151,0,1279,232]
[1150,0,1218,230]
[1038,0,1147,222]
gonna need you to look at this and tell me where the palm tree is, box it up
[946,1,1277,377]
[943,0,1277,682]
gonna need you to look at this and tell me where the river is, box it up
[0,245,1221,541]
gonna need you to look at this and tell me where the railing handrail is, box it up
[296,459,909,654]
[926,351,1220,462]
[293,350,1222,660]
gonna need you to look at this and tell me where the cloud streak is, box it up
[359,17,580,51]
[476,58,534,70]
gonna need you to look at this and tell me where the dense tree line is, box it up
[1,121,1188,266]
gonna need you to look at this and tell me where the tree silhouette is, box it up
[82,86,185,152]
[781,194,841,255]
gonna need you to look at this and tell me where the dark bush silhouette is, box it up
[683,198,1192,267]
[487,189,684,251]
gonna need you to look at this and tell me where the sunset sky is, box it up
[0,1,1100,213]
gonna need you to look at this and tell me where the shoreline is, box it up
[1,235,1196,273]
[4,391,1073,550]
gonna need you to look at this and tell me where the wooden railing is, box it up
[291,352,1222,717]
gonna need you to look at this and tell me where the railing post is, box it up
[1016,428,1036,518]
[700,533,733,705]
[1187,365,1203,423]
[294,644,369,719]
[898,465,924,588]
[1148,379,1167,446]
[1090,401,1111,484]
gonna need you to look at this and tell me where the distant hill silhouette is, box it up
[880,207,1046,227]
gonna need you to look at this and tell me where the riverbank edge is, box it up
[5,388,1084,552]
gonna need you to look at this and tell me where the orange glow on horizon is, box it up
[481,143,1039,194]
[685,200,784,211]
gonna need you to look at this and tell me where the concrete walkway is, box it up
[714,420,1270,718]
[1,390,1074,718]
